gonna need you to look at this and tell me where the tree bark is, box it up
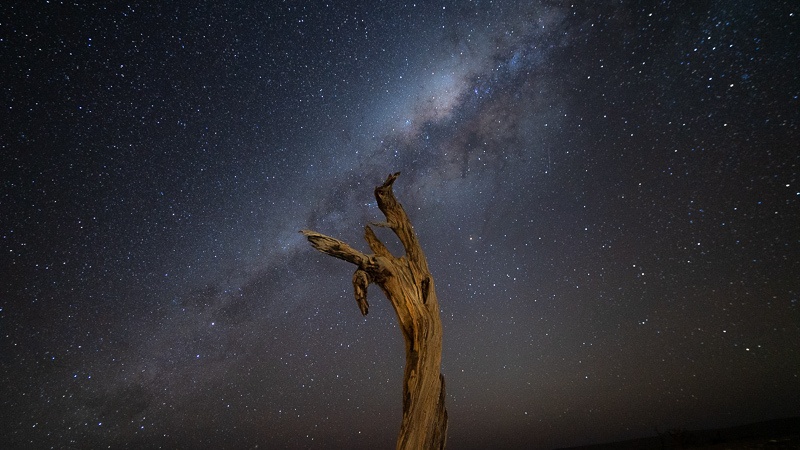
[301,172,448,449]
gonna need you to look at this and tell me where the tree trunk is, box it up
[301,172,448,449]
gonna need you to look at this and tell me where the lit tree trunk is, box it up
[301,172,448,449]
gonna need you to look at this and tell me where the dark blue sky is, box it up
[2,1,799,448]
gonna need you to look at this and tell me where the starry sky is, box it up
[2,1,799,449]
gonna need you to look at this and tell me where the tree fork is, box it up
[300,172,448,449]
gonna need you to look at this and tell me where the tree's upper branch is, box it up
[374,172,427,270]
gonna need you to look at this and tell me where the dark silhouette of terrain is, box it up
[559,417,800,450]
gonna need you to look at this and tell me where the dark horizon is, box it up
[556,416,800,450]
[2,1,798,448]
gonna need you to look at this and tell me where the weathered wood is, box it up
[300,172,448,449]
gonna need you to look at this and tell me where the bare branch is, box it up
[299,229,370,267]
[352,269,370,315]
[373,172,427,271]
[365,225,393,258]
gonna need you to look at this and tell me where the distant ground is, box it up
[559,417,800,450]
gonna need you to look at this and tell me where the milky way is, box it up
[2,1,799,449]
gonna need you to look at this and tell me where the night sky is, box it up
[2,1,799,449]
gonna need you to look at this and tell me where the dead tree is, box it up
[301,172,448,449]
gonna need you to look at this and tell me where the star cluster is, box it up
[2,1,799,449]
